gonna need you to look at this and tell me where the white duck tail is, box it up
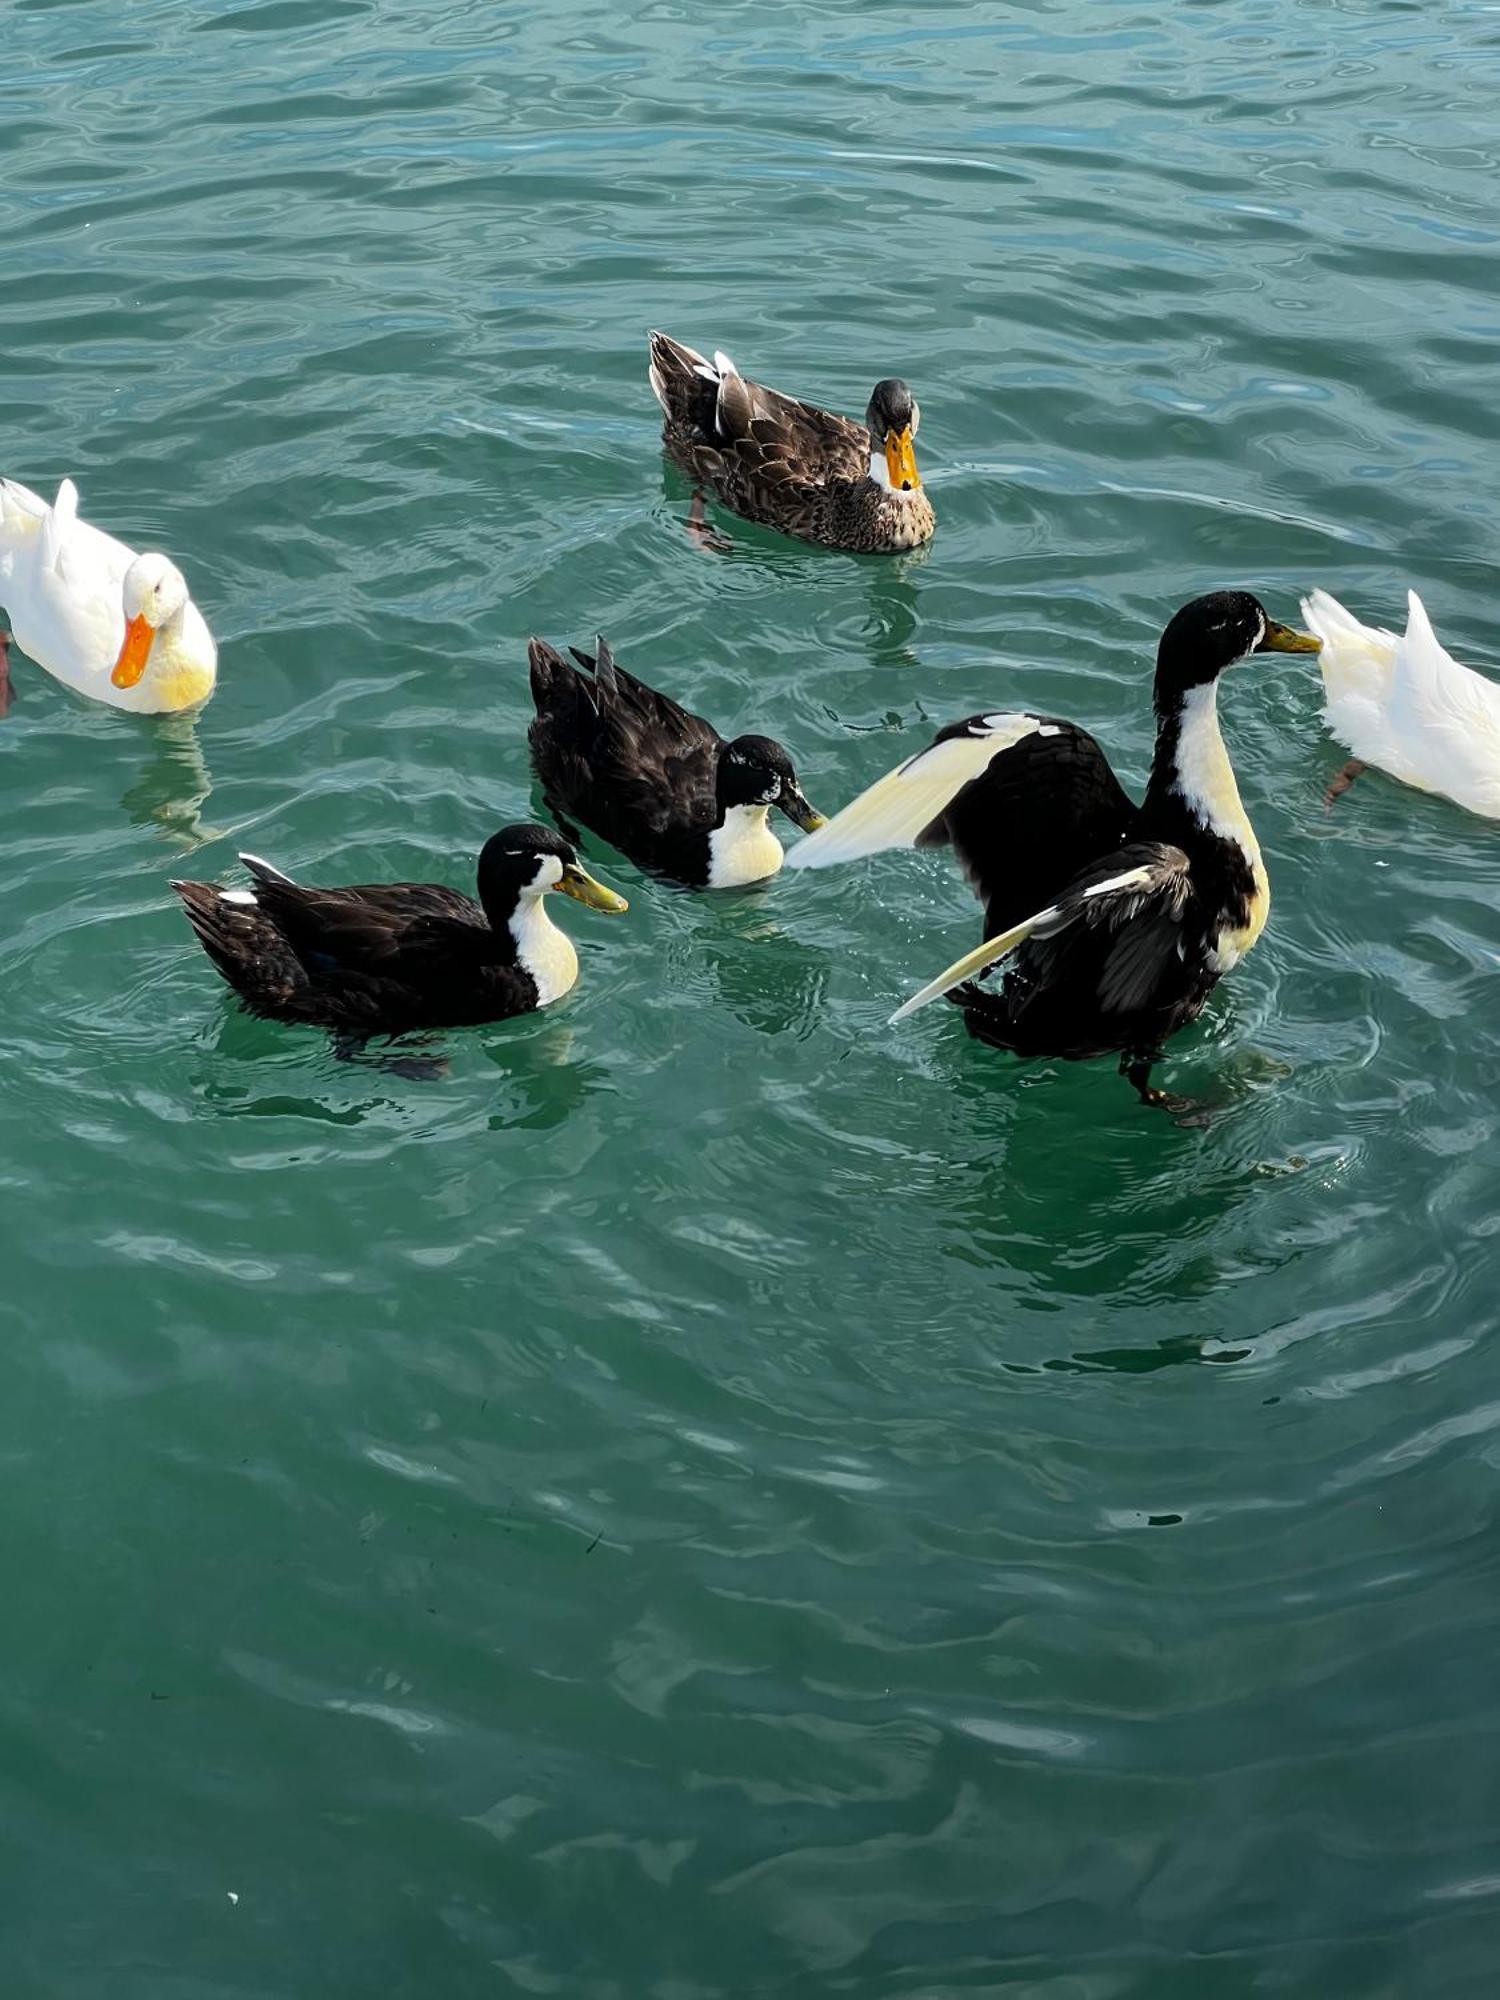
[1302,586,1398,712]
[1301,587,1500,819]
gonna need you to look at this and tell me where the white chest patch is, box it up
[707,804,784,887]
[510,896,579,1006]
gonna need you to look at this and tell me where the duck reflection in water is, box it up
[119,712,219,849]
[201,1013,609,1126]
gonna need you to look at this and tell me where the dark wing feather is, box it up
[959,843,1201,1060]
[174,875,535,1034]
[916,715,1140,937]
[172,880,312,1019]
[248,878,489,975]
[528,635,722,852]
[649,331,868,488]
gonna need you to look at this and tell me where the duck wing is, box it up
[173,878,317,1021]
[890,843,1197,1053]
[174,863,528,1033]
[0,477,136,683]
[1385,592,1500,813]
[787,711,1138,935]
[648,332,867,486]
[248,875,491,976]
[529,636,721,840]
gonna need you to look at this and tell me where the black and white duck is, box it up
[787,591,1321,1107]
[527,635,824,888]
[647,332,935,553]
[172,824,627,1038]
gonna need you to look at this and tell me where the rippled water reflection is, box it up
[4,2,1500,1994]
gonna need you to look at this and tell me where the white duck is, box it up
[1301,587,1500,819]
[0,476,216,714]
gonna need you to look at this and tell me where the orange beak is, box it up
[883,426,921,492]
[110,613,155,690]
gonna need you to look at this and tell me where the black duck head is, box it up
[477,823,628,928]
[717,736,825,832]
[1154,590,1321,711]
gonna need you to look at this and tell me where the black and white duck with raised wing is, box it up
[788,591,1321,1106]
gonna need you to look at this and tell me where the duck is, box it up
[527,635,825,887]
[787,592,1321,1108]
[0,476,216,714]
[647,332,935,553]
[171,824,627,1038]
[1300,587,1500,818]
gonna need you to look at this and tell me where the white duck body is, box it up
[0,477,216,714]
[1301,587,1500,819]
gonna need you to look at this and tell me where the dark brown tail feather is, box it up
[171,880,308,1017]
[648,330,719,438]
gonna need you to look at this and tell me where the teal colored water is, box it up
[5,2,1500,1993]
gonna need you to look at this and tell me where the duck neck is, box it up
[505,890,578,1005]
[142,602,184,670]
[707,801,783,887]
[1142,678,1260,867]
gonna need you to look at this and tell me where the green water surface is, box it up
[4,3,1500,1995]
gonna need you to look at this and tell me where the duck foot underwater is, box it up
[331,1034,452,1082]
[1116,1049,1214,1122]
[1120,1048,1186,1110]
[1325,757,1368,806]
[685,490,732,554]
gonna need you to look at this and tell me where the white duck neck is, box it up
[507,891,579,1005]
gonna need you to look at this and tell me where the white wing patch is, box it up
[219,889,258,907]
[1082,864,1157,901]
[785,715,1044,871]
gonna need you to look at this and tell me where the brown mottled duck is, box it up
[647,331,935,553]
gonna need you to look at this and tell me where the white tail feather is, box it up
[238,851,297,886]
[786,715,1043,871]
[41,477,78,573]
[1301,588,1397,709]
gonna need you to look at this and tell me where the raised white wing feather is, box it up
[786,715,1044,871]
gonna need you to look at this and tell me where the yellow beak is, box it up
[1259,620,1322,656]
[883,426,921,493]
[554,862,628,914]
[111,612,156,689]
